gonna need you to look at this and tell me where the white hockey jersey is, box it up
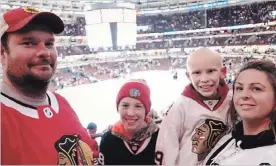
[203,122,276,166]
[155,83,232,165]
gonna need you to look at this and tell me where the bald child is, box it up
[155,48,232,165]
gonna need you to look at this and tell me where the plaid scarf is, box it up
[111,117,159,145]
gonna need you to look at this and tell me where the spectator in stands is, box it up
[87,122,100,158]
[204,59,276,165]
[87,122,98,138]
[96,79,159,165]
[0,7,93,165]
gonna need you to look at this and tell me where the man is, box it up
[1,7,93,164]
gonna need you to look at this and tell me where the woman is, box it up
[96,80,159,165]
[204,59,276,165]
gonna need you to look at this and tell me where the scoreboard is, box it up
[85,9,136,24]
[85,8,137,50]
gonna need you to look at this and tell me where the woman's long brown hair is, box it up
[227,59,276,139]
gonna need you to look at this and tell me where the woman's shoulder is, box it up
[206,144,276,165]
[203,133,234,165]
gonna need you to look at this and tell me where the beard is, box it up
[7,69,51,92]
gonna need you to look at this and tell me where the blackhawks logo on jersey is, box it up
[191,119,227,161]
[54,135,93,165]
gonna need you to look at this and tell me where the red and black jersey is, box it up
[1,91,94,165]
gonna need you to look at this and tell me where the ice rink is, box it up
[56,69,190,132]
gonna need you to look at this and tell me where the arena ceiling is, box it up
[1,0,224,12]
[0,0,260,23]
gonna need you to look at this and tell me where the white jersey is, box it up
[203,123,276,166]
[155,84,231,165]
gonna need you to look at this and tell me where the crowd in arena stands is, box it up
[138,26,276,40]
[53,32,276,56]
[136,24,276,50]
[206,2,275,27]
[57,45,93,56]
[49,57,186,90]
[54,27,276,56]
[53,2,275,38]
[1,1,275,86]
[136,34,276,50]
[59,17,86,36]
[137,1,276,33]
[49,51,273,91]
[44,1,276,55]
[137,25,276,42]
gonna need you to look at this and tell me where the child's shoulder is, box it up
[173,94,193,106]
